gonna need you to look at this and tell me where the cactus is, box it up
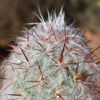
[0,9,99,100]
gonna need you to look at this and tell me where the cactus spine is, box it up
[0,9,99,100]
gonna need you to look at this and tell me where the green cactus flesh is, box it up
[0,10,99,100]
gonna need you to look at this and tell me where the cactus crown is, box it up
[0,9,99,100]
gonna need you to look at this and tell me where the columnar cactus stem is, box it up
[0,9,99,100]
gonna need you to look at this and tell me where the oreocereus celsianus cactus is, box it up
[0,9,100,100]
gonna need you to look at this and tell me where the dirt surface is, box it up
[85,31,100,66]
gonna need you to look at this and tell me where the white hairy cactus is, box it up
[0,9,99,100]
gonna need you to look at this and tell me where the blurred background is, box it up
[0,0,100,57]
[0,0,100,98]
